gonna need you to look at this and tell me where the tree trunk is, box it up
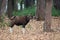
[0,0,6,22]
[1,0,6,14]
[53,0,60,9]
[0,0,3,22]
[24,0,30,8]
[0,0,2,10]
[7,0,13,18]
[20,0,23,10]
[0,0,3,15]
[14,0,18,11]
[30,0,34,7]
[36,0,45,21]
[43,0,53,32]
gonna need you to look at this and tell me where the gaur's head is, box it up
[10,16,17,23]
[9,16,16,27]
[10,16,16,20]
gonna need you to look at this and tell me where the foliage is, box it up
[13,6,60,16]
[52,7,60,16]
[0,15,6,28]
[13,6,36,16]
[0,14,10,28]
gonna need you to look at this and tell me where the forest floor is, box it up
[0,16,60,40]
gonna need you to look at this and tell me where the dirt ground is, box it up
[0,17,60,40]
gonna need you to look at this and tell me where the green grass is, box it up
[13,6,60,16]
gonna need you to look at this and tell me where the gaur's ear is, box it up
[10,16,16,20]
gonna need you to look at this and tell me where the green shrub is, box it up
[13,6,60,16]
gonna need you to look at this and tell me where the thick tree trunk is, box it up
[7,0,13,18]
[43,0,53,32]
[0,0,7,22]
[36,0,45,21]
[1,0,6,14]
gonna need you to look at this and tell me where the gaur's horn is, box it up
[10,16,16,20]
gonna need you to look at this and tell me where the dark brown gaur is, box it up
[9,16,33,28]
[9,16,33,33]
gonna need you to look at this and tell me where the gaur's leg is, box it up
[22,25,25,28]
[9,24,14,33]
[10,27,13,33]
[22,25,26,34]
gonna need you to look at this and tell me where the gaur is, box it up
[9,16,33,34]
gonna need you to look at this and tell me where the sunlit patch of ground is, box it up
[0,16,60,40]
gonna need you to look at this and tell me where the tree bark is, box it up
[43,0,53,32]
[53,0,60,9]
[30,0,34,7]
[14,0,18,11]
[0,0,3,22]
[36,0,45,21]
[24,0,29,8]
[7,0,13,18]
[1,0,6,14]
[0,0,3,15]
[20,0,23,10]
